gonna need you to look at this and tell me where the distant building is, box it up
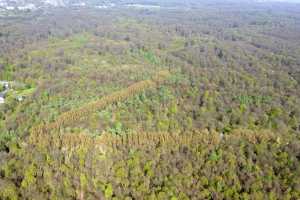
[0,81,9,89]
[17,96,24,102]
[0,81,12,104]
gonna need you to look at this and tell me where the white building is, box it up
[5,6,15,10]
[0,97,4,104]
[17,96,24,102]
[18,4,37,11]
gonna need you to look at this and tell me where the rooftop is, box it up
[0,96,4,104]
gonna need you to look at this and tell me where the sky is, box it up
[257,0,300,2]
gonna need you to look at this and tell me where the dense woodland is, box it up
[0,1,300,199]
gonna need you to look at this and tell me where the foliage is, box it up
[0,2,300,199]
[1,129,300,199]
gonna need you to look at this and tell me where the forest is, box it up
[0,1,300,199]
